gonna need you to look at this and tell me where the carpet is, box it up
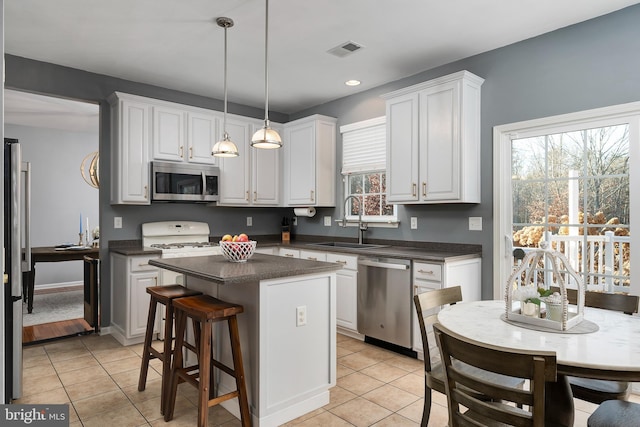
[22,290,84,326]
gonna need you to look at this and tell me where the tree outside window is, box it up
[346,172,394,218]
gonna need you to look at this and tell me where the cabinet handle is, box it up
[285,253,295,257]
[144,185,148,199]
[418,269,435,275]
[138,262,149,267]
[246,191,249,201]
[179,145,184,158]
[422,182,427,197]
[189,146,193,159]
[310,190,315,202]
[307,257,318,261]
[412,183,417,197]
[254,191,257,202]
[335,260,347,265]
[154,277,158,285]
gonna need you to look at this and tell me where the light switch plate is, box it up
[410,217,418,230]
[246,216,253,227]
[324,216,332,226]
[114,217,122,229]
[469,216,482,231]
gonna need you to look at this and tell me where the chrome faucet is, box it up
[341,195,368,244]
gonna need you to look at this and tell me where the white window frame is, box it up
[493,102,640,299]
[340,117,398,227]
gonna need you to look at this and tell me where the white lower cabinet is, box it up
[110,253,160,345]
[412,257,481,357]
[326,252,358,334]
[278,247,300,259]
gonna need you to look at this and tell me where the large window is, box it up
[493,103,640,298]
[340,117,397,224]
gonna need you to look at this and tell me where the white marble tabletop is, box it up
[437,300,640,380]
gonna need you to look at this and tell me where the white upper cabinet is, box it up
[284,115,337,207]
[217,117,280,206]
[152,104,186,162]
[109,92,152,205]
[383,70,484,204]
[187,111,219,165]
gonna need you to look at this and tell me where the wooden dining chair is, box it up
[433,322,559,427]
[413,287,524,427]
[550,286,639,404]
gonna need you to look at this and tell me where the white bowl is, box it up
[219,240,257,262]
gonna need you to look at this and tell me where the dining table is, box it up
[437,299,640,427]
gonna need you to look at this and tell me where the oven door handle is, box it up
[358,259,409,270]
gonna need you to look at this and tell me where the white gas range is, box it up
[142,221,221,284]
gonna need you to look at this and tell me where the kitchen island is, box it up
[149,253,341,427]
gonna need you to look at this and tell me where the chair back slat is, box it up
[550,286,639,315]
[434,323,557,427]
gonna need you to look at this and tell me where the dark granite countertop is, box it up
[148,253,342,284]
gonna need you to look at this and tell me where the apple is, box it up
[221,234,233,242]
[237,233,249,242]
[232,235,239,242]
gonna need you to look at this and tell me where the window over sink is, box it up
[340,117,398,226]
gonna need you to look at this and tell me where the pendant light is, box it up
[251,0,282,149]
[212,17,239,158]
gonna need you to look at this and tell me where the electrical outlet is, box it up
[324,216,332,226]
[247,216,253,227]
[114,217,122,229]
[410,217,418,230]
[296,305,307,327]
[469,216,483,231]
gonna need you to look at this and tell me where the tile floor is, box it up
[17,332,622,426]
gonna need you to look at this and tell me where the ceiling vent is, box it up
[327,41,364,58]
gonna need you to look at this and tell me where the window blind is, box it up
[340,116,386,175]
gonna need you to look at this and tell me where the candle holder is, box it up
[78,232,84,246]
[85,230,91,247]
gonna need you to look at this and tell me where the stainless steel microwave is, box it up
[151,161,219,202]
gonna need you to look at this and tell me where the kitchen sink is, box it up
[307,242,389,249]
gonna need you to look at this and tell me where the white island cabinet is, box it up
[383,70,484,204]
[149,254,340,427]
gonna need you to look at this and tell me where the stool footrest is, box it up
[207,391,240,408]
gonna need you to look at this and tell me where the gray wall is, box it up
[6,4,640,324]
[5,123,99,287]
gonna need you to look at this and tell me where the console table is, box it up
[24,246,99,314]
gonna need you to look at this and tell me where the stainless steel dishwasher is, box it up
[357,257,412,348]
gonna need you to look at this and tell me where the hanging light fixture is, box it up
[251,0,282,149]
[212,17,240,158]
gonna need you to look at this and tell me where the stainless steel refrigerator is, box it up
[3,137,31,403]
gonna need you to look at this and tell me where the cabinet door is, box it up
[252,136,280,205]
[336,268,358,331]
[285,121,316,205]
[187,111,218,165]
[278,247,300,258]
[152,105,185,162]
[218,118,251,205]
[116,99,151,204]
[418,81,461,201]
[129,271,158,337]
[386,93,420,203]
[299,250,327,262]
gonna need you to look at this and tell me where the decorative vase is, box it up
[521,301,540,317]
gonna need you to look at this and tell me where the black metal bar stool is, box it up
[137,284,202,414]
[164,294,251,427]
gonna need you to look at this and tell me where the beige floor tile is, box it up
[44,337,86,353]
[336,346,354,358]
[73,389,131,419]
[14,386,69,404]
[113,366,160,388]
[336,363,355,379]
[339,352,384,371]
[47,347,93,363]
[101,355,143,375]
[23,362,57,379]
[357,346,397,363]
[23,353,51,369]
[329,396,392,427]
[362,384,421,412]
[123,378,164,404]
[294,410,354,426]
[337,372,385,396]
[323,386,358,410]
[93,346,141,364]
[51,354,100,374]
[337,340,369,354]
[371,413,419,427]
[22,373,63,397]
[81,333,123,351]
[58,364,109,387]
[389,373,424,397]
[23,345,47,359]
[360,362,412,383]
[135,395,195,422]
[65,375,119,401]
[81,401,147,427]
[385,355,424,373]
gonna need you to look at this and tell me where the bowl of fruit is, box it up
[219,233,257,263]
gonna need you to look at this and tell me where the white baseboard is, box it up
[35,281,83,290]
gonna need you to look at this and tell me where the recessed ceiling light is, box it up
[345,80,361,86]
